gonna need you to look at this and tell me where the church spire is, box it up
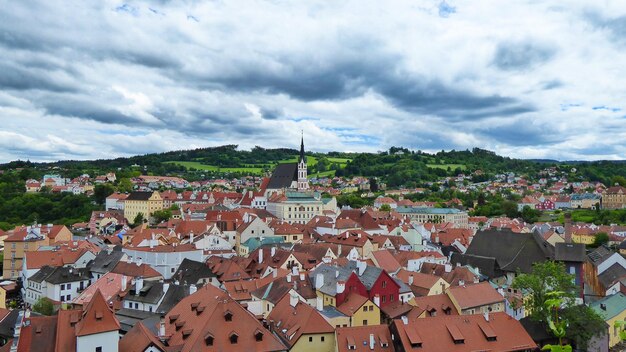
[299,130,306,163]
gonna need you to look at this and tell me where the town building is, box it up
[123,191,164,223]
[603,185,626,209]
[397,206,469,228]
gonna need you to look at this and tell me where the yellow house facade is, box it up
[123,191,164,223]
[591,293,626,348]
[290,332,335,352]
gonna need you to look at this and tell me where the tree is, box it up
[33,297,54,316]
[379,204,391,212]
[93,183,115,205]
[512,261,577,322]
[592,232,609,248]
[133,212,145,227]
[502,201,519,218]
[612,175,626,187]
[152,209,172,223]
[117,178,133,193]
[477,192,486,206]
[560,304,606,350]
[521,205,540,223]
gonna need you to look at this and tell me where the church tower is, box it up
[297,133,309,191]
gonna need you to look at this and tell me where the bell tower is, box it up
[297,132,308,191]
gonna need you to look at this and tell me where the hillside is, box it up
[2,145,626,188]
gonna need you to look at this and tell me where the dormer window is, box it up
[224,310,233,321]
[255,330,264,341]
[230,332,239,344]
[205,334,214,346]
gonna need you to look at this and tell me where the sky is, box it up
[1,0,626,162]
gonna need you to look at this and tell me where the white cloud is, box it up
[0,0,625,162]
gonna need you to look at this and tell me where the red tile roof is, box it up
[392,312,536,351]
[119,321,167,352]
[336,324,392,352]
[75,289,121,336]
[447,282,504,310]
[164,285,285,352]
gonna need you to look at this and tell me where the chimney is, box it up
[121,275,127,291]
[159,315,166,339]
[299,272,305,281]
[444,264,452,273]
[408,275,414,286]
[601,303,607,311]
[289,292,299,308]
[336,280,345,294]
[271,247,276,257]
[287,274,292,283]
[136,277,144,294]
[163,282,170,293]
[459,280,465,287]
[401,315,408,325]
[315,273,324,289]
[189,231,194,243]
[272,269,277,278]
[369,334,375,350]
[484,311,490,321]
[316,296,323,311]
[564,213,572,243]
[259,249,264,264]
[189,284,197,295]
[373,294,380,307]
[335,270,339,278]
[292,266,299,276]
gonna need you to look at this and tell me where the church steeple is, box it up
[299,131,306,163]
[297,131,308,191]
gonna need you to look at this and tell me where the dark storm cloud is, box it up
[0,62,77,92]
[475,118,560,146]
[492,41,556,71]
[38,95,150,125]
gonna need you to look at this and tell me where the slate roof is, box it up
[452,229,554,276]
[554,242,586,262]
[115,308,161,334]
[30,266,89,285]
[171,258,217,286]
[267,163,297,189]
[88,247,125,275]
[156,284,191,314]
[588,246,614,265]
[125,191,155,201]
[126,281,165,305]
[598,263,626,288]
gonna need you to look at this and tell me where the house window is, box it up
[321,336,325,342]
[363,320,368,326]
[230,334,238,344]
[390,295,394,302]
[369,305,374,311]
[382,281,386,288]
[309,337,313,342]
[96,347,102,352]
[363,307,367,312]
[382,296,386,303]
[61,284,65,290]
[67,283,71,290]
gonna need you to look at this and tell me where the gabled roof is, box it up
[447,282,504,310]
[125,191,156,201]
[164,285,285,352]
[267,163,298,189]
[392,312,535,351]
[119,321,167,352]
[30,266,89,285]
[16,315,57,352]
[73,272,131,306]
[454,229,554,275]
[598,263,626,289]
[88,247,125,274]
[171,258,217,285]
[267,294,334,347]
[410,293,459,318]
[75,290,121,336]
[112,260,162,279]
[336,293,370,317]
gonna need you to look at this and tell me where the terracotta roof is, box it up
[371,250,402,273]
[119,321,167,352]
[24,248,89,269]
[267,294,334,348]
[75,289,121,336]
[164,285,285,352]
[336,324,392,352]
[55,309,82,352]
[17,316,57,352]
[410,293,459,318]
[336,292,370,317]
[112,261,163,279]
[447,282,504,310]
[73,272,131,306]
[392,312,536,351]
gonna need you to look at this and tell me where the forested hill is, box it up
[2,146,626,188]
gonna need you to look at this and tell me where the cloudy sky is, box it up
[1,0,625,162]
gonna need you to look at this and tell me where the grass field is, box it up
[166,155,350,177]
[426,163,466,170]
[164,161,265,174]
